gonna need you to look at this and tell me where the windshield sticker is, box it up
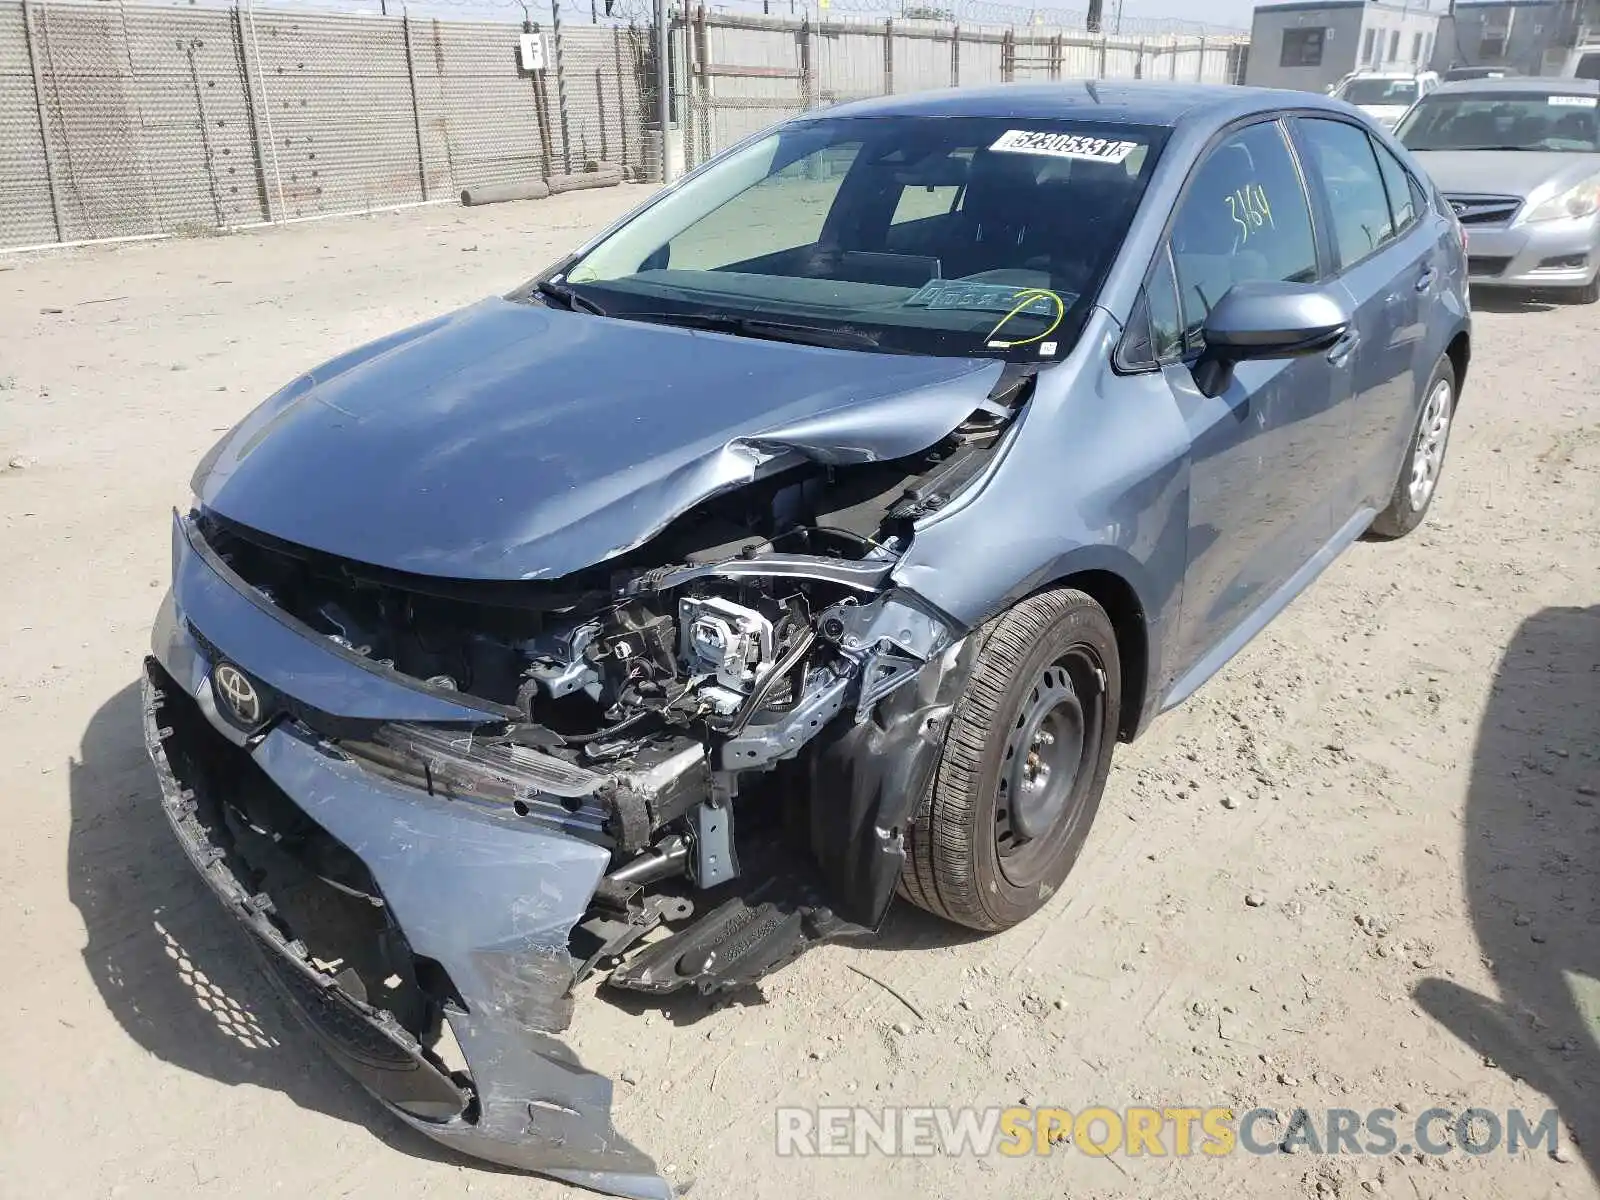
[1225,182,1275,245]
[905,280,1063,315]
[989,130,1143,163]
[984,288,1066,350]
[1549,95,1599,108]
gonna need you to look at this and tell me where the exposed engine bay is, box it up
[186,376,1027,997]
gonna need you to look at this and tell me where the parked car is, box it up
[1331,70,1442,129]
[1395,77,1600,301]
[1563,43,1600,80]
[1443,65,1519,82]
[143,80,1470,1197]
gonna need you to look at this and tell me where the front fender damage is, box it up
[146,368,1031,1195]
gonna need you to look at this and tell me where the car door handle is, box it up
[1327,330,1361,366]
[1415,267,1437,293]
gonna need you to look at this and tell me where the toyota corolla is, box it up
[143,81,1470,1197]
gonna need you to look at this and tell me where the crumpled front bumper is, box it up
[142,514,672,1199]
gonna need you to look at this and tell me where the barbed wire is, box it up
[42,0,1241,34]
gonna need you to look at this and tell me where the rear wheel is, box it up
[900,588,1120,932]
[1369,355,1456,540]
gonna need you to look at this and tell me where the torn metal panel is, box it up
[195,297,1003,582]
[167,509,513,725]
[807,634,982,927]
[144,660,673,1198]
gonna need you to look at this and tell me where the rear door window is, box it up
[1296,118,1396,269]
[1371,139,1420,235]
[1168,120,1319,351]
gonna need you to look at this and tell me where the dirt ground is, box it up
[2,189,1598,1200]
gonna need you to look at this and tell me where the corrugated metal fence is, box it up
[677,12,1250,170]
[0,0,1248,252]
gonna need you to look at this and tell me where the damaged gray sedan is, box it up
[144,81,1470,1197]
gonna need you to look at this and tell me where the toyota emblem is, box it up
[213,663,262,725]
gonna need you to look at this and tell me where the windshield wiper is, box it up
[610,310,881,351]
[534,278,606,316]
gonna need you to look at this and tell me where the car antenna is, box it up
[1085,79,1102,104]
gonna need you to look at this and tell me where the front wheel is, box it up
[1369,355,1456,540]
[899,588,1121,932]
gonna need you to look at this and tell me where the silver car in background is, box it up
[1396,78,1600,301]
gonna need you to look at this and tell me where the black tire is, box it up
[1577,273,1600,305]
[1368,355,1457,541]
[899,588,1120,932]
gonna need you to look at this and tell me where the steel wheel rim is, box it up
[994,646,1104,886]
[1408,377,1453,511]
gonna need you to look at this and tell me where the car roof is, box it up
[807,81,1351,128]
[1432,76,1600,97]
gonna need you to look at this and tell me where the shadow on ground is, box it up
[1466,288,1566,315]
[67,680,477,1169]
[1414,605,1600,1172]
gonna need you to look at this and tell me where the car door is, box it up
[1293,117,1437,518]
[1156,118,1353,693]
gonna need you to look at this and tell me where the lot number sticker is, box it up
[989,130,1143,163]
[1549,95,1598,107]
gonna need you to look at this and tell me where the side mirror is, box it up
[1194,281,1351,397]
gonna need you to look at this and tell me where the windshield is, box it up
[1340,78,1418,106]
[547,115,1169,361]
[1397,92,1600,151]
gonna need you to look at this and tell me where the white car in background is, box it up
[1565,44,1600,80]
[1331,71,1442,130]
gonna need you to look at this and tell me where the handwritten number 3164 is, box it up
[1225,184,1274,244]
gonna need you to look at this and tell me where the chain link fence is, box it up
[0,0,653,249]
[0,0,1246,252]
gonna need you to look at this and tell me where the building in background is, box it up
[1246,1,1443,91]
[1433,0,1600,77]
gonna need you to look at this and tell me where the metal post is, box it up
[185,38,227,228]
[402,12,428,200]
[613,27,629,171]
[20,0,63,242]
[655,0,670,183]
[1196,34,1206,81]
[552,0,572,173]
[799,16,813,109]
[243,0,286,220]
[526,18,554,177]
[883,17,894,94]
[230,6,272,223]
[950,23,960,87]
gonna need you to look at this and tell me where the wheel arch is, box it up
[966,546,1165,745]
[1038,567,1151,744]
[1445,328,1471,403]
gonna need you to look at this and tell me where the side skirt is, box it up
[1160,506,1377,713]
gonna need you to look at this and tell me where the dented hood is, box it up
[197,297,1003,580]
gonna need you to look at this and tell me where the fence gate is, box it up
[680,9,810,172]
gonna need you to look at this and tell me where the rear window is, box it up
[1340,78,1419,106]
[1577,53,1600,82]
